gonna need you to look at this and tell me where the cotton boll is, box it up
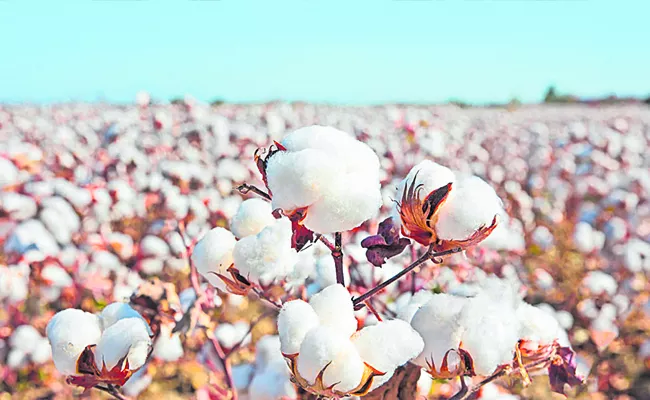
[46,309,102,375]
[302,172,381,233]
[140,235,170,258]
[139,258,165,275]
[582,271,617,296]
[623,239,650,272]
[191,227,236,289]
[94,318,152,371]
[266,149,340,212]
[516,303,561,345]
[215,322,251,350]
[395,161,456,209]
[0,158,19,188]
[396,291,435,323]
[10,325,43,353]
[41,264,73,288]
[249,368,297,400]
[296,326,353,384]
[321,343,365,393]
[410,294,466,370]
[99,302,153,336]
[0,192,37,220]
[31,338,52,364]
[153,325,184,362]
[435,175,503,241]
[233,218,298,285]
[254,335,284,371]
[352,319,424,373]
[278,300,320,355]
[230,198,275,238]
[309,284,358,338]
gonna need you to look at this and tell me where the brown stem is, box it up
[353,246,461,306]
[237,183,271,201]
[333,232,345,285]
[208,334,239,400]
[94,384,130,400]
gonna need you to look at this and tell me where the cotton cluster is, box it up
[46,302,153,384]
[410,278,567,376]
[278,284,423,396]
[265,126,382,233]
[7,325,51,368]
[573,222,606,253]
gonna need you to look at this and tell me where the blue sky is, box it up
[0,0,648,104]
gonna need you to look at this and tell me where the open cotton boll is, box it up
[233,218,298,285]
[435,175,503,241]
[215,322,251,350]
[395,161,456,207]
[254,335,284,371]
[99,302,153,336]
[410,294,466,369]
[296,326,354,384]
[573,222,605,253]
[321,343,366,393]
[278,300,320,355]
[396,291,435,323]
[249,368,297,400]
[94,318,152,371]
[352,319,424,373]
[624,238,650,272]
[191,227,236,289]
[516,303,561,345]
[0,158,19,188]
[309,284,358,338]
[153,325,184,362]
[266,149,340,212]
[0,192,37,220]
[230,198,275,238]
[582,271,617,296]
[302,172,382,233]
[46,309,102,375]
[10,325,43,353]
[140,235,170,258]
[41,264,73,288]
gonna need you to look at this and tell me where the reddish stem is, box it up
[333,232,345,286]
[94,384,130,400]
[208,334,239,400]
[353,246,461,306]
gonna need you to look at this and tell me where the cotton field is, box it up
[0,98,649,400]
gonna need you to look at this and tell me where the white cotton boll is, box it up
[410,294,466,369]
[31,338,52,364]
[233,218,298,285]
[435,175,503,241]
[573,222,605,253]
[321,343,365,393]
[532,226,555,250]
[0,192,37,220]
[7,349,27,368]
[139,258,165,275]
[582,271,617,296]
[47,309,102,375]
[122,367,153,397]
[107,232,134,259]
[215,322,251,350]
[94,318,152,371]
[10,325,43,353]
[623,239,650,272]
[302,173,381,233]
[230,198,275,238]
[5,219,59,256]
[395,161,456,207]
[254,335,284,371]
[140,235,170,258]
[517,303,561,345]
[99,302,153,336]
[352,319,424,373]
[0,158,19,188]
[249,368,297,400]
[153,326,184,362]
[296,326,352,384]
[266,149,340,212]
[41,264,73,288]
[396,291,435,323]
[191,227,236,289]
[309,284,358,338]
[278,300,320,355]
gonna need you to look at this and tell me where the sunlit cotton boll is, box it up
[308,284,358,338]
[435,175,504,241]
[191,227,237,290]
[265,125,382,233]
[278,300,320,355]
[582,271,617,296]
[8,325,51,368]
[233,218,298,286]
[99,302,154,336]
[230,198,275,238]
[46,309,102,375]
[94,318,152,372]
[153,325,184,362]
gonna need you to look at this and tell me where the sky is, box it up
[0,0,648,105]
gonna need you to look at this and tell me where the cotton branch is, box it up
[94,384,130,400]
[237,183,271,201]
[207,332,239,400]
[333,232,345,286]
[352,246,461,307]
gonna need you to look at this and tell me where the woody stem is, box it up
[333,232,345,285]
[352,246,460,306]
[94,385,129,400]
